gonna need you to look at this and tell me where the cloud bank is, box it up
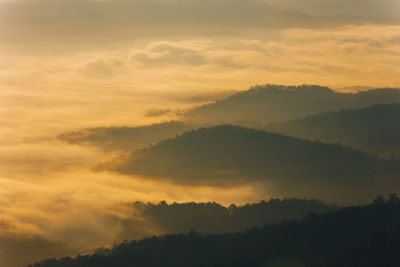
[0,0,399,265]
[1,0,399,46]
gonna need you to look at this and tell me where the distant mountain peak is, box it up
[184,84,400,126]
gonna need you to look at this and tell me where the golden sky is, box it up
[0,0,400,266]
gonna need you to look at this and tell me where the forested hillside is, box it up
[266,103,400,158]
[185,85,400,126]
[111,125,400,203]
[125,198,337,236]
[29,195,400,267]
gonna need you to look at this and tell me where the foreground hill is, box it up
[266,103,400,158]
[28,195,400,267]
[184,84,400,126]
[111,125,400,203]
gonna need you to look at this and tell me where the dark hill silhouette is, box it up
[28,195,400,267]
[1,199,336,267]
[59,121,192,151]
[266,103,400,158]
[121,199,337,239]
[110,125,400,203]
[184,84,400,126]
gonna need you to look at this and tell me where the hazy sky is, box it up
[0,0,400,266]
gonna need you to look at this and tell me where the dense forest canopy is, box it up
[126,198,337,236]
[29,195,400,267]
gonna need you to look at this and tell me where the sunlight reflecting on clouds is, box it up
[0,0,399,265]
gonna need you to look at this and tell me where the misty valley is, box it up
[1,0,400,264]
[15,84,400,267]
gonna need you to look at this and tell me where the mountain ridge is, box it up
[110,125,400,203]
[184,84,400,126]
[265,103,400,157]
